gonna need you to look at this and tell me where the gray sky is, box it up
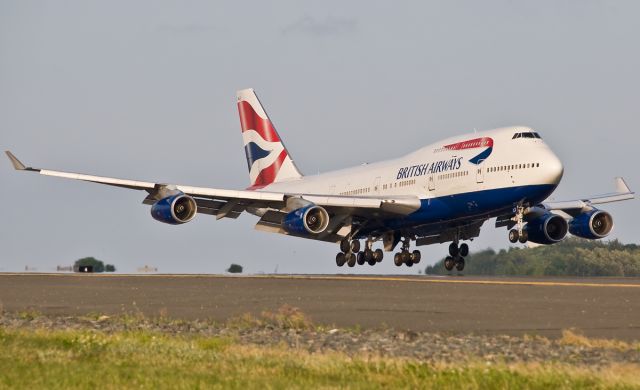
[1,1,638,274]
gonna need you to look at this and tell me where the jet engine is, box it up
[282,204,330,235]
[150,193,197,225]
[525,213,568,245]
[569,209,613,239]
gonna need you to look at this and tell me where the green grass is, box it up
[1,327,638,389]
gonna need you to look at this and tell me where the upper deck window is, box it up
[512,132,542,139]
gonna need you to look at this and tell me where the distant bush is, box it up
[73,257,117,273]
[426,239,640,277]
[74,257,104,273]
[227,264,243,274]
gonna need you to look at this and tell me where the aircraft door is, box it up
[373,177,381,195]
[476,166,484,183]
[428,175,435,191]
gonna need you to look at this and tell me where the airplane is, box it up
[5,88,635,270]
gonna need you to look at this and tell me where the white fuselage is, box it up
[264,126,564,202]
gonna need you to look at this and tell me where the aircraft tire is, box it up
[367,257,376,266]
[449,242,459,257]
[444,256,455,271]
[374,249,384,262]
[351,240,361,253]
[518,230,528,244]
[347,253,356,267]
[411,250,421,264]
[455,257,465,271]
[459,243,469,257]
[508,229,519,243]
[340,240,350,253]
[357,252,366,265]
[394,253,403,266]
[336,253,346,267]
[364,249,373,262]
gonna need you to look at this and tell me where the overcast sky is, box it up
[1,1,638,274]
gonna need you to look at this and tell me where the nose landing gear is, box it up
[508,206,528,244]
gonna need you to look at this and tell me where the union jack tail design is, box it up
[237,89,303,189]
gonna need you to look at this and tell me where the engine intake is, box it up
[282,204,330,235]
[525,213,568,245]
[569,210,613,239]
[151,193,197,225]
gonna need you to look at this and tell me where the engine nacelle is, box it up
[282,204,330,235]
[569,209,613,239]
[525,213,568,245]
[150,193,197,225]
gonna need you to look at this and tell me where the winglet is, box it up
[614,177,632,195]
[5,151,27,170]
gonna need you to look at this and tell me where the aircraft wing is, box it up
[540,177,634,213]
[5,151,421,222]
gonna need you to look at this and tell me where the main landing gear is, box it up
[393,238,421,267]
[444,242,468,272]
[336,239,383,267]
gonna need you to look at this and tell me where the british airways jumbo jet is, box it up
[6,89,635,270]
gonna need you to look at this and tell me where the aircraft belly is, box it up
[380,184,557,231]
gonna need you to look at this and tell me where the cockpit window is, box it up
[512,132,542,139]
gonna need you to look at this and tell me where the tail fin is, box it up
[237,88,303,189]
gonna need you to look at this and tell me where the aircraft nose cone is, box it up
[544,153,564,185]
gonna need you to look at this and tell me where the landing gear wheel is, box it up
[350,240,361,253]
[459,243,469,257]
[356,252,365,265]
[444,256,455,271]
[347,253,356,267]
[364,249,373,262]
[394,253,403,267]
[340,240,350,253]
[336,253,346,267]
[449,242,459,257]
[508,229,519,244]
[405,259,414,267]
[401,251,411,264]
[518,230,528,244]
[411,250,421,264]
[373,249,384,262]
[455,257,465,271]
[367,256,376,266]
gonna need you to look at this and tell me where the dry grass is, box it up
[559,329,639,351]
[227,304,313,330]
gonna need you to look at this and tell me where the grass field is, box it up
[1,326,639,389]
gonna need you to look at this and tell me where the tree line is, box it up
[426,239,640,277]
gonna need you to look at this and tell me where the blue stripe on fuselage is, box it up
[379,184,557,232]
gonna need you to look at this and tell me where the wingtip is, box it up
[614,177,632,194]
[5,150,27,170]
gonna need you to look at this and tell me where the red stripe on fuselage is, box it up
[246,149,288,190]
[238,101,280,142]
[444,137,493,150]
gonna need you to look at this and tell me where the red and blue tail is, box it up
[237,89,303,189]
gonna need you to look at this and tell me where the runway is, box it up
[1,273,639,340]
